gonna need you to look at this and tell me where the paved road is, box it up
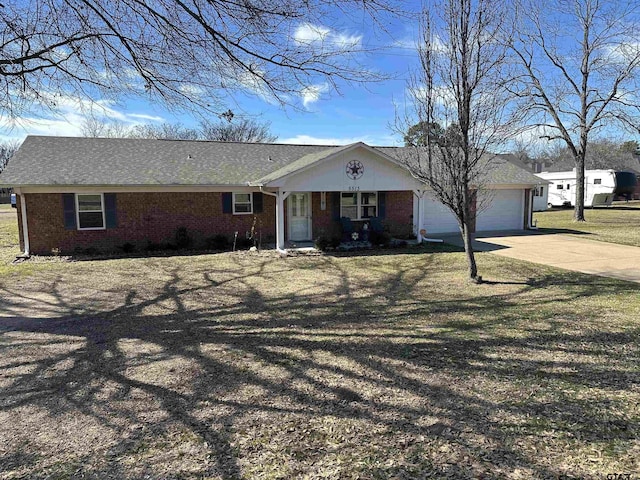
[439,231,640,283]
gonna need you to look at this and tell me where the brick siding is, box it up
[384,191,415,237]
[20,190,415,254]
[22,192,276,255]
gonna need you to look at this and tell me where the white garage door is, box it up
[422,193,460,234]
[476,189,524,232]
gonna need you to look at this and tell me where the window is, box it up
[76,194,105,230]
[233,192,253,214]
[567,184,571,189]
[341,192,377,220]
[534,186,544,197]
[557,184,564,190]
[594,178,602,185]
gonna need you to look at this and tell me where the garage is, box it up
[420,188,525,235]
[476,189,524,231]
[421,192,460,234]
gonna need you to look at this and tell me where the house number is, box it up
[348,186,360,191]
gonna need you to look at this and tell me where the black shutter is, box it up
[378,192,386,219]
[332,192,341,221]
[104,193,117,228]
[253,192,263,213]
[63,193,76,230]
[222,193,232,213]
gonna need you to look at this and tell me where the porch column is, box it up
[18,189,30,256]
[413,189,425,242]
[275,191,289,250]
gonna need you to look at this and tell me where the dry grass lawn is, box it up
[534,202,640,247]
[0,207,639,479]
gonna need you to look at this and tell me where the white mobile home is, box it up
[536,169,617,207]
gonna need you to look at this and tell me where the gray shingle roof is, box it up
[380,148,546,186]
[253,145,350,185]
[0,136,328,186]
[0,136,543,187]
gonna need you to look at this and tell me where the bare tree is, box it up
[128,123,201,141]
[1,0,401,118]
[199,119,277,143]
[0,140,20,173]
[540,139,640,172]
[80,118,133,138]
[507,0,640,221]
[80,117,277,142]
[396,0,515,283]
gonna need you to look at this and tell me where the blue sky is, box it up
[4,1,637,150]
[0,5,423,147]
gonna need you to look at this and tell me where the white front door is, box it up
[288,192,312,241]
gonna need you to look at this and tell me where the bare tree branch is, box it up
[0,0,405,118]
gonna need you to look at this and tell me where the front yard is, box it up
[0,206,639,479]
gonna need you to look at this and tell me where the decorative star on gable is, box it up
[346,160,364,180]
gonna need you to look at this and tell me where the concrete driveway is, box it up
[439,231,640,283]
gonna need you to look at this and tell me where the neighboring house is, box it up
[0,136,544,256]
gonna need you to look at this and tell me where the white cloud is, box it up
[280,134,398,146]
[603,41,640,64]
[294,22,362,51]
[333,32,364,50]
[395,34,447,54]
[127,113,165,122]
[301,83,329,109]
[393,37,418,50]
[280,134,365,145]
[294,23,332,44]
[0,92,166,140]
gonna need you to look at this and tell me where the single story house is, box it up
[0,136,544,256]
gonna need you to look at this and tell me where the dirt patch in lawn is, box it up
[0,248,639,479]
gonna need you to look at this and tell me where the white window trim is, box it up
[232,192,253,215]
[76,193,106,231]
[340,191,378,220]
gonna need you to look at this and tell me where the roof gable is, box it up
[253,142,408,185]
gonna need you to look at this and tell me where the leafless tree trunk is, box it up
[507,0,640,221]
[395,0,516,283]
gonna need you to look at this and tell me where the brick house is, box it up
[0,136,543,256]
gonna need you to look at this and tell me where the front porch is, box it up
[247,141,430,252]
[265,190,422,252]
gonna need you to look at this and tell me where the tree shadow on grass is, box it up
[0,255,638,478]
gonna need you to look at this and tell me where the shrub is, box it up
[315,236,330,251]
[330,237,342,249]
[370,231,391,247]
[80,246,101,256]
[235,237,253,250]
[145,240,161,252]
[175,227,192,249]
[118,242,136,254]
[205,234,230,251]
